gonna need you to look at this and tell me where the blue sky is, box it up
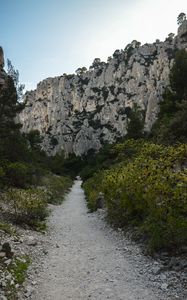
[1,0,187,90]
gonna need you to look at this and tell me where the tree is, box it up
[0,75,28,161]
[177,12,186,25]
[0,76,23,136]
[90,58,101,69]
[126,104,144,139]
[25,130,42,150]
[7,59,25,100]
[75,67,87,76]
[170,49,187,100]
[151,49,187,144]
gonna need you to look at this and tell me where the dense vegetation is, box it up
[0,70,72,231]
[83,141,187,252]
[82,49,187,253]
[151,49,187,144]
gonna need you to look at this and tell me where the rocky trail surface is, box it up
[24,180,186,300]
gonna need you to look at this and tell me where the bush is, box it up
[4,188,49,225]
[4,254,30,298]
[40,174,72,204]
[83,173,103,211]
[0,222,16,235]
[151,49,187,144]
[83,141,187,252]
[5,162,33,188]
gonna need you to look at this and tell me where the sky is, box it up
[0,0,187,91]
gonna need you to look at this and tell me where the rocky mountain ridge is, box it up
[19,22,187,156]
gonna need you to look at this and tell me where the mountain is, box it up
[19,21,187,156]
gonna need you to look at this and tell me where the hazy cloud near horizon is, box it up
[1,0,187,90]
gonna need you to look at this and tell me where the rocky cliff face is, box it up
[19,22,187,156]
[0,47,7,86]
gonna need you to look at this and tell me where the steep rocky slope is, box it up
[19,22,187,156]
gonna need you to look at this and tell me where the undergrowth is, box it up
[83,141,187,253]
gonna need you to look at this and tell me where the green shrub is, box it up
[4,188,49,225]
[5,162,33,188]
[0,222,17,235]
[83,141,187,252]
[4,255,31,299]
[40,174,72,204]
[8,255,31,285]
[151,49,187,144]
[83,173,103,211]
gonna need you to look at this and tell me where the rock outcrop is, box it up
[19,22,187,156]
[0,47,6,86]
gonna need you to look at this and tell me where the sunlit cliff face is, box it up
[19,22,187,156]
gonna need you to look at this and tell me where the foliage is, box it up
[126,104,145,139]
[177,12,186,25]
[7,59,25,100]
[0,76,23,134]
[170,49,187,100]
[25,129,42,150]
[0,74,29,167]
[8,255,31,285]
[5,162,33,188]
[151,49,187,144]
[3,255,31,299]
[4,188,49,225]
[40,173,72,204]
[83,173,103,212]
[48,151,85,178]
[0,222,17,235]
[83,141,187,252]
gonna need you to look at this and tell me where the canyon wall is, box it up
[19,22,187,156]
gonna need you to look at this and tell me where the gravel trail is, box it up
[30,180,176,300]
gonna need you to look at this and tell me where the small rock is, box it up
[1,242,13,258]
[0,296,7,300]
[1,281,6,287]
[160,273,167,280]
[0,252,6,258]
[5,274,12,281]
[27,236,37,246]
[161,283,168,290]
[4,259,12,265]
[152,265,163,275]
[25,286,34,298]
[10,280,14,286]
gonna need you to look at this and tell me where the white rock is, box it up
[18,24,187,156]
[161,283,168,290]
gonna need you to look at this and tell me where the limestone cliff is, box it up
[19,22,187,156]
[0,47,7,86]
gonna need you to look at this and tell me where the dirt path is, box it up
[30,180,177,300]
